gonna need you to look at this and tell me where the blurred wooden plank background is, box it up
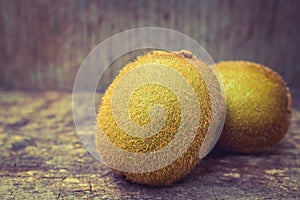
[1,0,300,92]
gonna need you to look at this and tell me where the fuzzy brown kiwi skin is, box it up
[216,61,292,154]
[96,50,213,187]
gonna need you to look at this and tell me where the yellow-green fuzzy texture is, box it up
[216,61,291,153]
[96,50,212,186]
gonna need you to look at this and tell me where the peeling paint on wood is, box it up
[0,90,299,199]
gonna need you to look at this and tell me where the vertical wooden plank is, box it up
[0,0,299,91]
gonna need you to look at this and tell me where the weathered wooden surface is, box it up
[0,90,299,199]
[1,0,300,91]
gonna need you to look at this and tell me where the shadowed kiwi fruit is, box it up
[95,50,219,186]
[216,61,291,154]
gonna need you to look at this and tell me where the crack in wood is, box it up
[56,176,66,200]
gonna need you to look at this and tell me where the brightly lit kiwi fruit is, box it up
[95,50,223,186]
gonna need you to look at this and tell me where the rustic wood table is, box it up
[0,90,299,199]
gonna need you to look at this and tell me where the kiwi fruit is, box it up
[95,50,219,186]
[216,61,291,153]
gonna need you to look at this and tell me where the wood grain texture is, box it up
[0,0,300,91]
[0,90,299,199]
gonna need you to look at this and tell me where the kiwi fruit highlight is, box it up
[96,50,216,186]
[216,61,291,153]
